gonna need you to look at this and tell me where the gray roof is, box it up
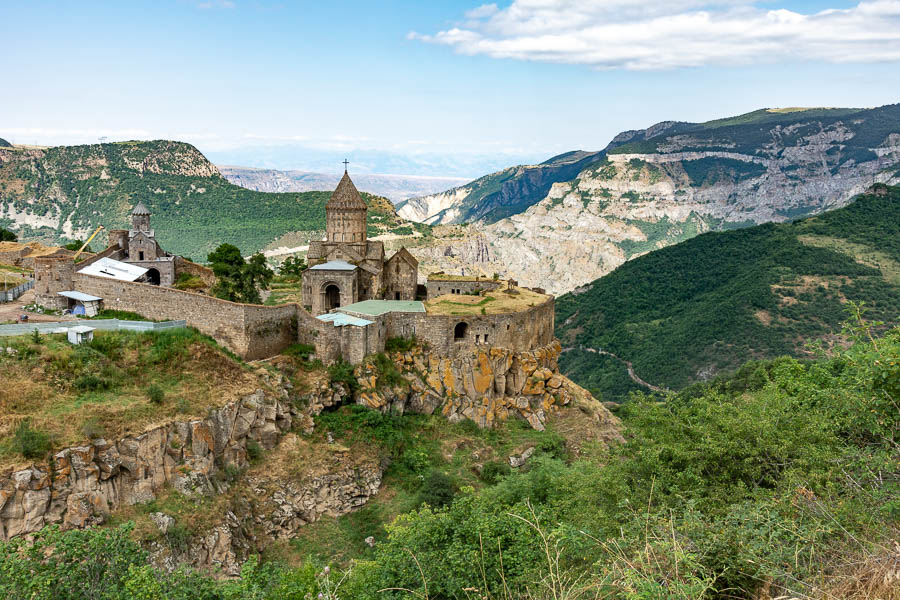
[58,290,102,302]
[78,257,149,281]
[309,260,357,271]
[131,201,151,216]
[339,300,425,316]
[68,325,96,334]
[326,172,367,210]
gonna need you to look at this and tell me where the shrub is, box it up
[417,469,457,508]
[480,460,511,485]
[328,359,359,395]
[384,336,416,353]
[284,343,314,361]
[147,385,165,404]
[12,419,52,459]
[165,522,191,553]
[74,374,111,392]
[31,328,40,344]
[371,353,405,389]
[246,439,263,462]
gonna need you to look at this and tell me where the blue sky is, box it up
[2,1,899,175]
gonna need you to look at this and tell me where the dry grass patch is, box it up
[0,329,261,472]
[425,285,550,316]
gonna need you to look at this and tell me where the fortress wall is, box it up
[174,257,216,286]
[73,273,251,353]
[76,245,125,269]
[426,279,501,299]
[414,297,555,357]
[242,303,302,361]
[0,247,28,266]
[34,257,75,310]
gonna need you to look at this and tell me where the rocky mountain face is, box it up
[402,106,900,295]
[220,166,467,203]
[397,151,603,225]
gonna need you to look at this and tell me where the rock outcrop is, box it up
[356,340,593,432]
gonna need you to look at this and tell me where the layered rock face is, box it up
[402,110,900,295]
[356,340,599,432]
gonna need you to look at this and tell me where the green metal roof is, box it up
[338,300,425,316]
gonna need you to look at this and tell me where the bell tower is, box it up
[325,164,367,244]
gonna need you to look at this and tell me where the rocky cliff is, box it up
[0,341,617,574]
[397,151,603,225]
[403,106,900,295]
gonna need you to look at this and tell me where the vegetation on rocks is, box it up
[1,314,896,599]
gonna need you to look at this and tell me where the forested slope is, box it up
[0,141,405,259]
[556,184,900,398]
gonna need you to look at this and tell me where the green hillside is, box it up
[608,104,899,165]
[0,140,407,260]
[0,138,11,148]
[557,184,900,399]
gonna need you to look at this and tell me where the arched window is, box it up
[454,322,468,340]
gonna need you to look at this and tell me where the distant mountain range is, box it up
[557,183,900,401]
[219,166,467,203]
[204,145,545,179]
[401,105,900,295]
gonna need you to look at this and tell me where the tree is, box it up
[63,240,92,253]
[207,243,274,304]
[279,255,307,277]
[0,227,17,242]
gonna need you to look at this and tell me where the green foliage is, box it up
[81,417,107,440]
[369,353,405,389]
[0,226,18,242]
[416,469,457,508]
[174,272,205,290]
[284,343,315,361]
[681,156,766,187]
[208,244,273,304]
[31,328,40,344]
[89,309,149,321]
[146,384,165,404]
[246,439,263,463]
[327,359,359,395]
[63,240,92,253]
[558,185,900,398]
[479,460,511,484]
[278,255,307,277]
[383,336,416,353]
[10,418,51,459]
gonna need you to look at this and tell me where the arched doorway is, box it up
[146,268,161,286]
[324,284,341,311]
[454,322,468,341]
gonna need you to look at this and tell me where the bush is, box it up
[371,353,405,389]
[146,385,165,404]
[479,460,511,485]
[74,374,111,392]
[417,469,457,508]
[284,343,314,361]
[12,419,52,459]
[384,336,416,353]
[246,439,263,462]
[328,359,359,395]
[175,397,190,414]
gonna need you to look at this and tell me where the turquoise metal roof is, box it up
[338,300,425,316]
[316,313,374,327]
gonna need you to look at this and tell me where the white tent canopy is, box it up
[78,257,148,282]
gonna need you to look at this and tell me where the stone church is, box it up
[107,201,179,286]
[302,170,418,315]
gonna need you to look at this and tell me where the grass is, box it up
[263,275,304,306]
[0,328,261,471]
[424,286,549,316]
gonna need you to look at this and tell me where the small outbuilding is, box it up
[67,325,95,345]
[57,290,103,316]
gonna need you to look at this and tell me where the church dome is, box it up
[327,172,367,210]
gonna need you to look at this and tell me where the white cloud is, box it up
[412,0,900,69]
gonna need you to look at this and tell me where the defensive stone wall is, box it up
[71,272,350,362]
[426,278,502,298]
[34,257,75,310]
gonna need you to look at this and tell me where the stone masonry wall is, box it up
[426,278,502,299]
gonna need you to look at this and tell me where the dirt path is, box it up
[561,345,669,393]
[0,290,68,324]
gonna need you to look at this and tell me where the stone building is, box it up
[107,201,177,286]
[302,170,418,315]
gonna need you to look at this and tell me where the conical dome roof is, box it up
[327,172,367,210]
[131,200,151,216]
